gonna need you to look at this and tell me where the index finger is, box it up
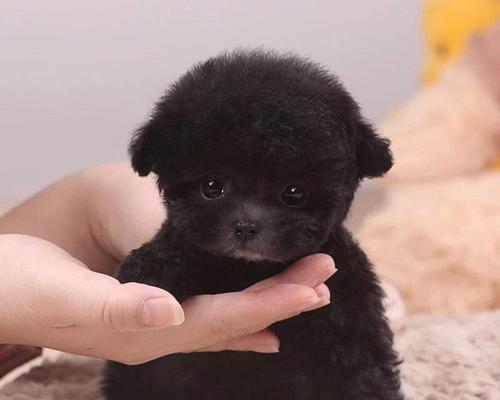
[177,283,323,352]
[246,253,335,292]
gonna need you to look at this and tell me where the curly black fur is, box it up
[103,49,403,400]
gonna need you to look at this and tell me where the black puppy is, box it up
[103,50,402,400]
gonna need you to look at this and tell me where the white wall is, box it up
[0,0,422,198]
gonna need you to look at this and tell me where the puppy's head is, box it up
[130,50,392,262]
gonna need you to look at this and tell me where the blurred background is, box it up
[1,1,500,397]
[1,0,421,199]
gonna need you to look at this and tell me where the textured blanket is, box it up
[1,312,499,399]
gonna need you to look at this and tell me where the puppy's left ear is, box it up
[354,120,393,178]
[129,120,163,177]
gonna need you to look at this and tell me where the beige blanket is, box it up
[1,312,499,400]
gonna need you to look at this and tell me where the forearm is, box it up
[0,165,122,273]
[0,169,104,266]
[0,162,164,274]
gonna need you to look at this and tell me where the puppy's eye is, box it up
[200,178,225,199]
[281,185,307,207]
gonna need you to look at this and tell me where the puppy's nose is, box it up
[234,220,258,241]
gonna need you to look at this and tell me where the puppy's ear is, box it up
[355,120,393,178]
[129,120,162,176]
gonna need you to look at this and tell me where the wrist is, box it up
[82,162,164,263]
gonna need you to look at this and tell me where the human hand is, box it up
[0,234,334,364]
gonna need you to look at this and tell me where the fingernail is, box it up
[303,297,331,312]
[287,296,321,318]
[315,297,331,308]
[300,295,324,310]
[254,344,280,353]
[142,298,185,327]
[326,260,337,274]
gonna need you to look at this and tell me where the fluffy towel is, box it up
[358,172,500,314]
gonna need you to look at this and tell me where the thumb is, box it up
[42,261,185,332]
[0,234,184,334]
[91,280,185,332]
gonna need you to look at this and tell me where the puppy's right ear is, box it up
[354,120,393,179]
[129,120,162,176]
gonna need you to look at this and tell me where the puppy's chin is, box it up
[210,244,275,262]
[229,249,268,262]
[214,246,294,263]
[203,241,285,263]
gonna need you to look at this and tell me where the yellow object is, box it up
[422,0,500,84]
